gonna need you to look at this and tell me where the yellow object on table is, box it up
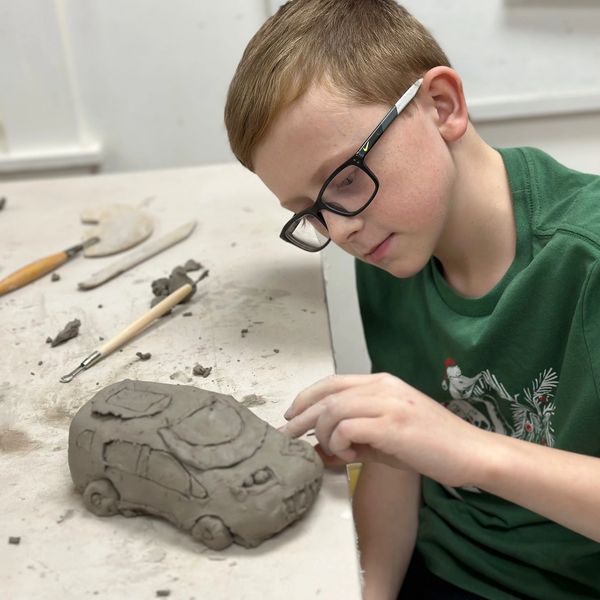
[347,463,362,496]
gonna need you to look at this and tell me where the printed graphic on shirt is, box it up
[440,358,558,497]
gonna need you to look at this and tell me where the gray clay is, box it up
[51,273,60,282]
[150,265,198,309]
[241,394,266,408]
[68,380,323,550]
[0,197,5,211]
[151,277,170,297]
[169,266,195,297]
[136,352,152,361]
[183,259,202,272]
[192,364,212,378]
[49,319,81,347]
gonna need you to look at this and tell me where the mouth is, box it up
[364,234,394,262]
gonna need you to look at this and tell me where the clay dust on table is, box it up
[169,370,192,383]
[0,428,40,453]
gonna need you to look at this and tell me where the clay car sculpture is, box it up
[68,379,323,550]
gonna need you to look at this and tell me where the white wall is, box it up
[0,0,268,176]
[3,1,598,178]
[1,0,599,372]
[326,0,600,374]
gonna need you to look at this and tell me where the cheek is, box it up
[376,152,454,230]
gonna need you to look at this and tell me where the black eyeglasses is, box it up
[279,79,423,252]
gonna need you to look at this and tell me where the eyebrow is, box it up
[279,145,356,213]
[310,145,356,188]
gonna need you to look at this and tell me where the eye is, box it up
[337,169,356,190]
[324,165,361,203]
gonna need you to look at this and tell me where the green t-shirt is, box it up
[356,147,600,599]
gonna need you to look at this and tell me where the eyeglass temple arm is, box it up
[356,78,424,160]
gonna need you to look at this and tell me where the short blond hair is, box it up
[224,0,451,171]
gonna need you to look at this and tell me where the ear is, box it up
[420,67,469,142]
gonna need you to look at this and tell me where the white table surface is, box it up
[0,163,362,600]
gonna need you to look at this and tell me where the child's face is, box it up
[253,81,457,278]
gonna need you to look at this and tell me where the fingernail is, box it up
[284,409,293,420]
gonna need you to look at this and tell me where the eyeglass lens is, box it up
[288,165,376,250]
[287,214,329,250]
[322,165,377,213]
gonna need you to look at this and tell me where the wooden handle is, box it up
[0,251,68,296]
[98,283,193,356]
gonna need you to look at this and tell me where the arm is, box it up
[473,432,600,543]
[353,464,421,600]
[283,373,600,544]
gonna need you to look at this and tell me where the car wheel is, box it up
[83,479,120,517]
[191,515,233,550]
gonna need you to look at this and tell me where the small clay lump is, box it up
[48,319,81,347]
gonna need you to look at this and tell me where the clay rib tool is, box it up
[78,221,197,290]
[0,237,100,297]
[60,269,208,383]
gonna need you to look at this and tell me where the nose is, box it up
[321,210,362,246]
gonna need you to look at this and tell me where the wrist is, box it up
[469,429,514,491]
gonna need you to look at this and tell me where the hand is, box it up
[282,373,490,488]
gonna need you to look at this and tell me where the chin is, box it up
[379,255,430,279]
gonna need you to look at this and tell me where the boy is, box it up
[224,1,600,598]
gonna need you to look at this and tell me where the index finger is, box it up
[284,373,377,420]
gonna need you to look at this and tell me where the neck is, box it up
[435,124,516,298]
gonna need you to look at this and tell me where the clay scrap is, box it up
[150,260,206,309]
[47,319,81,347]
[68,380,323,549]
[192,364,212,378]
[183,259,202,272]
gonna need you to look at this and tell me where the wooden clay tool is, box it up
[78,221,197,290]
[60,268,208,383]
[0,237,100,297]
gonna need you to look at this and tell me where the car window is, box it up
[104,440,142,473]
[145,450,189,494]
